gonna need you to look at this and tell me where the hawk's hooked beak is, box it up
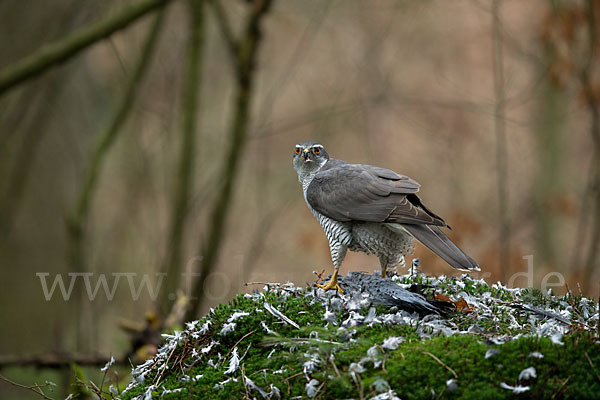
[302,148,311,162]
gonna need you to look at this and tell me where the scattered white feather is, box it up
[550,332,564,345]
[227,311,250,323]
[519,367,537,380]
[201,340,218,354]
[264,302,300,328]
[305,379,320,398]
[364,307,381,325]
[260,320,277,335]
[371,390,402,400]
[101,356,115,372]
[349,362,366,383]
[162,330,184,342]
[367,345,379,357]
[489,336,508,345]
[342,311,365,327]
[199,320,211,334]
[214,377,237,389]
[219,322,236,335]
[224,347,240,374]
[381,336,404,350]
[191,348,200,360]
[349,362,366,374]
[364,345,383,368]
[185,320,198,330]
[500,382,530,394]
[143,385,156,400]
[244,376,268,398]
[485,349,500,359]
[527,351,544,359]
[323,308,337,325]
[268,384,281,399]
[446,379,458,392]
[160,388,184,397]
[303,353,321,374]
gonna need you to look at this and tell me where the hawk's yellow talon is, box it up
[316,280,344,293]
[316,270,343,293]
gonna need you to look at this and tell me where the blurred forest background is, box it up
[1,0,600,397]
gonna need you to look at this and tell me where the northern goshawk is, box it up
[292,141,479,293]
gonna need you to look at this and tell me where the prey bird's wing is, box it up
[306,161,447,226]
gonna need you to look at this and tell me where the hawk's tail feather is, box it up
[401,224,480,271]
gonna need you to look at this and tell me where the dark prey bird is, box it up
[339,272,453,315]
[292,141,479,293]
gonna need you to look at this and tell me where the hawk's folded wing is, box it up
[305,161,447,226]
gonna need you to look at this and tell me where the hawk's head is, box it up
[292,141,329,175]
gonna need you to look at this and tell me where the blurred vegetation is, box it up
[1,0,600,398]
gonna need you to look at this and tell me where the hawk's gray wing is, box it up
[306,161,446,226]
[401,224,479,271]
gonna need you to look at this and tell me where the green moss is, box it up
[121,278,599,400]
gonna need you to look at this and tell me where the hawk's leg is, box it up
[316,268,343,293]
[379,255,390,278]
[316,242,346,293]
[379,255,404,278]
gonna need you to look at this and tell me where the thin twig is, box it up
[0,354,124,369]
[0,374,55,400]
[153,342,177,386]
[358,374,364,400]
[241,365,250,399]
[422,351,458,379]
[313,380,326,399]
[585,352,600,382]
[207,0,238,63]
[244,281,284,286]
[223,329,257,364]
[0,0,171,95]
[551,376,570,399]
[282,370,304,382]
[329,356,340,377]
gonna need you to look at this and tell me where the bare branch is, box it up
[0,354,126,369]
[0,373,55,400]
[161,0,205,310]
[186,0,274,321]
[207,0,238,64]
[581,0,600,291]
[0,0,173,96]
[67,8,166,273]
[492,0,510,278]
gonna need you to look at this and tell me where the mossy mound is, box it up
[121,273,599,399]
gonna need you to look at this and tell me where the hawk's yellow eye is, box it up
[295,148,301,155]
[314,147,321,155]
